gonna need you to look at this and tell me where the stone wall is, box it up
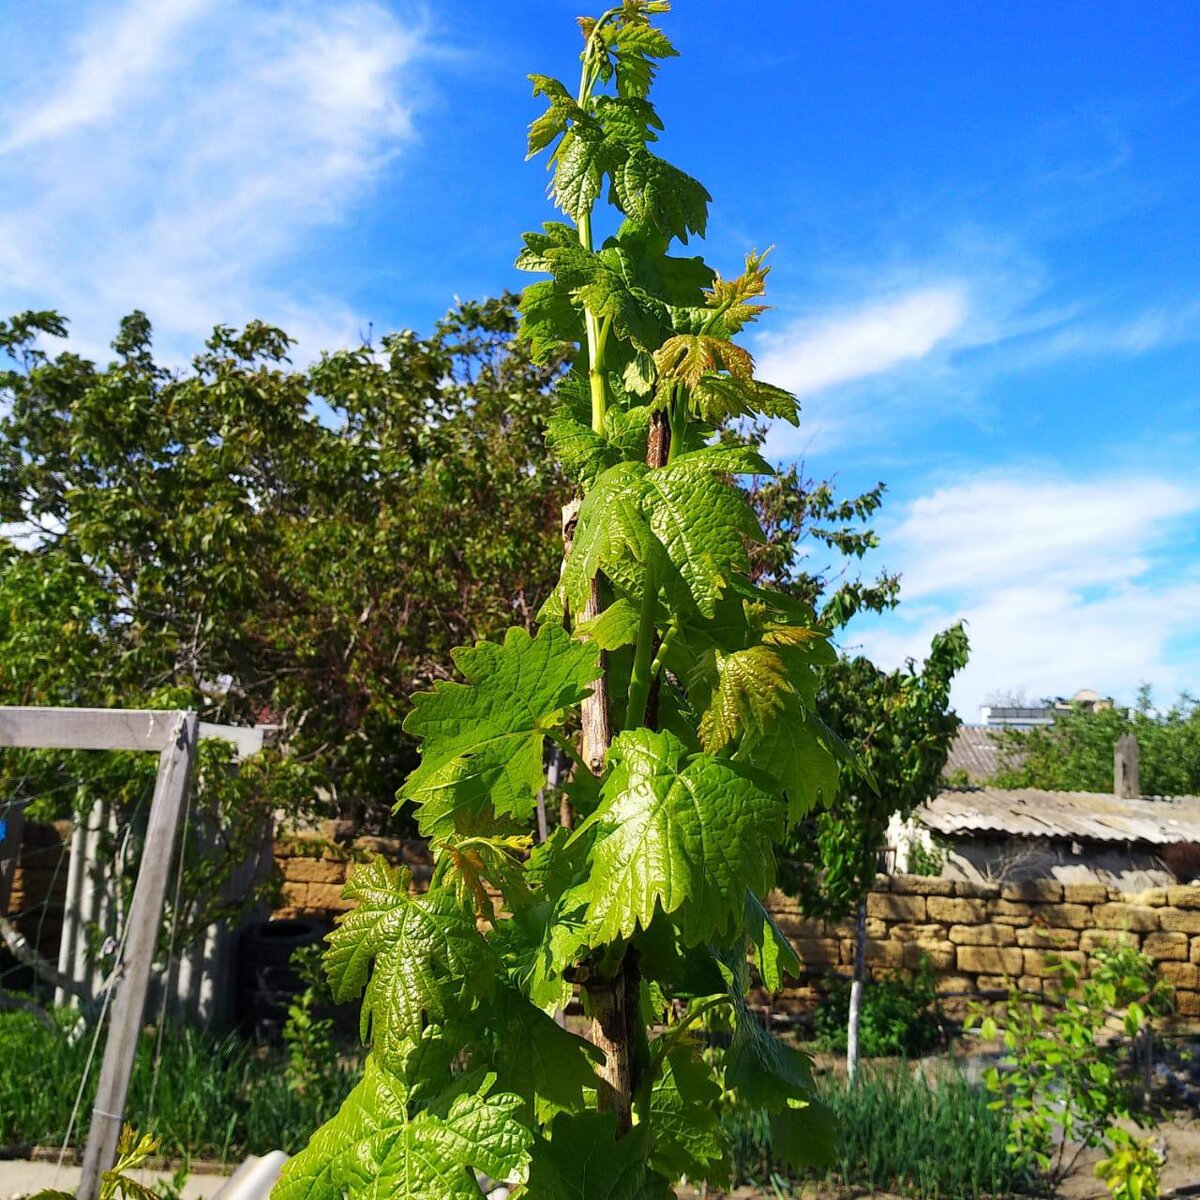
[270,837,1200,1021]
[770,874,1200,1019]
[271,833,432,924]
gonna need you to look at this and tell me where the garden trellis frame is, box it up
[0,706,265,1200]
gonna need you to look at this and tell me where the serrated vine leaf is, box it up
[400,625,598,836]
[526,1113,670,1200]
[580,728,784,944]
[644,459,762,616]
[725,990,816,1111]
[698,644,793,751]
[560,461,656,613]
[574,597,641,650]
[653,333,753,387]
[274,1060,531,1200]
[324,859,496,1068]
[488,984,601,1111]
[612,147,710,242]
[744,888,802,990]
[691,373,799,425]
[601,15,678,100]
[737,697,841,819]
[646,1045,730,1183]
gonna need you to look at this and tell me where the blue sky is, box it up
[2,0,1198,717]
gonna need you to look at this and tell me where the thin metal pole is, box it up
[77,712,197,1200]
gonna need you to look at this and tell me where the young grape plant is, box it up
[274,4,845,1196]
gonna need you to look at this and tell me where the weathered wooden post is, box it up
[1115,731,1140,799]
[77,712,197,1200]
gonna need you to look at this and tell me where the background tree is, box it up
[779,629,968,1076]
[0,299,567,834]
[0,299,571,962]
[993,688,1200,796]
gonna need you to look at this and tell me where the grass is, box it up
[1,1011,1030,1197]
[0,1010,359,1161]
[726,1063,1035,1199]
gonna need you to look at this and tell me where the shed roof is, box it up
[942,726,1005,785]
[920,786,1200,846]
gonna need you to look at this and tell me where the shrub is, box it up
[812,956,943,1058]
[971,942,1174,1196]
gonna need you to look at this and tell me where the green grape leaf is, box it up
[490,985,601,1110]
[575,596,642,650]
[635,915,729,998]
[273,1059,531,1200]
[604,402,653,458]
[653,333,752,388]
[518,279,583,362]
[698,645,794,752]
[691,373,800,425]
[551,125,622,224]
[593,94,663,146]
[526,74,585,157]
[724,989,818,1112]
[644,458,762,617]
[646,1044,730,1183]
[659,444,773,479]
[612,146,709,241]
[525,1112,671,1200]
[606,220,714,304]
[603,17,678,100]
[324,859,496,1068]
[744,888,802,990]
[400,625,598,836]
[560,461,655,613]
[737,697,841,819]
[580,729,785,944]
[770,1101,839,1170]
[546,412,618,485]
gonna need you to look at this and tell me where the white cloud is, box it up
[757,285,968,400]
[0,0,210,154]
[848,474,1200,717]
[0,0,428,361]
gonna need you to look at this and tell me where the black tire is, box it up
[235,917,328,1038]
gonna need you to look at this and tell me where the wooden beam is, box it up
[77,713,198,1200]
[198,721,268,761]
[0,708,179,752]
[0,708,269,760]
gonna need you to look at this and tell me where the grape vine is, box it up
[275,5,843,1196]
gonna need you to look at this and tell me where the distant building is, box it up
[893,731,1200,890]
[979,687,1112,730]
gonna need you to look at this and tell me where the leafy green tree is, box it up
[0,298,566,832]
[781,627,969,1076]
[276,5,842,1195]
[0,298,571,961]
[994,688,1200,796]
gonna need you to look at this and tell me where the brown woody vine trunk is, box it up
[578,409,672,1137]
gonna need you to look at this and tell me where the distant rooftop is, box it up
[922,786,1200,846]
[943,726,1005,785]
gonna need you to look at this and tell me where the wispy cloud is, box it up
[755,228,1200,460]
[0,0,428,361]
[756,286,968,400]
[850,474,1200,716]
[0,0,210,154]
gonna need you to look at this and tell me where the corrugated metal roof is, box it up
[942,727,1007,785]
[921,787,1200,846]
